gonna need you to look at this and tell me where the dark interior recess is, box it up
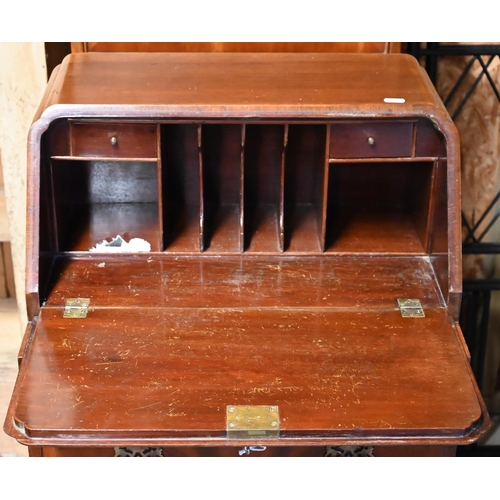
[38,119,448,303]
[161,124,201,252]
[49,159,160,252]
[202,124,243,252]
[243,124,284,252]
[325,162,435,254]
[284,124,327,252]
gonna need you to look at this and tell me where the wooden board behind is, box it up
[72,42,401,54]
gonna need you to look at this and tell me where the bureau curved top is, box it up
[33,53,450,123]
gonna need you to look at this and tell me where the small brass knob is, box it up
[367,136,375,145]
[110,136,118,146]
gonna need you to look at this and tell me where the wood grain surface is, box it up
[41,255,444,310]
[75,42,400,55]
[38,53,444,115]
[7,305,485,445]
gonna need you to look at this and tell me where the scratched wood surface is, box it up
[6,306,484,445]
[41,255,444,310]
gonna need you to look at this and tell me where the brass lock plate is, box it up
[227,405,280,439]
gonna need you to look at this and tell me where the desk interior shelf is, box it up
[41,119,447,259]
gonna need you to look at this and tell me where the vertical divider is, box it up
[320,125,331,252]
[198,124,204,252]
[426,160,439,254]
[48,159,60,253]
[279,125,288,252]
[156,124,163,251]
[239,124,246,253]
[411,121,418,158]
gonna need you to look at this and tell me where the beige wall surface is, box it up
[0,42,47,329]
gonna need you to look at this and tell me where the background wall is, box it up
[0,42,47,329]
[435,48,500,414]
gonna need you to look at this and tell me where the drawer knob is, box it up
[110,136,118,146]
[367,136,375,145]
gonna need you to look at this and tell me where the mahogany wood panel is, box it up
[50,159,159,205]
[285,206,322,253]
[202,125,243,252]
[35,53,451,115]
[74,42,400,54]
[70,122,157,158]
[429,160,453,312]
[6,307,485,446]
[244,125,284,252]
[28,447,43,457]
[283,125,326,252]
[325,212,425,254]
[54,202,160,252]
[161,124,201,252]
[415,118,446,158]
[325,162,434,253]
[34,446,113,457]
[49,159,160,251]
[329,122,414,159]
[45,118,70,157]
[41,255,445,310]
[244,206,281,253]
[17,322,35,368]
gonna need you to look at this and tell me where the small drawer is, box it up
[70,122,157,158]
[329,122,413,159]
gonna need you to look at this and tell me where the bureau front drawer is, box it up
[329,122,413,158]
[70,122,157,158]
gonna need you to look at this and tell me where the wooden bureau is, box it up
[4,52,489,457]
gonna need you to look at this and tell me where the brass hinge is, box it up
[397,298,425,318]
[227,405,280,439]
[63,298,90,318]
